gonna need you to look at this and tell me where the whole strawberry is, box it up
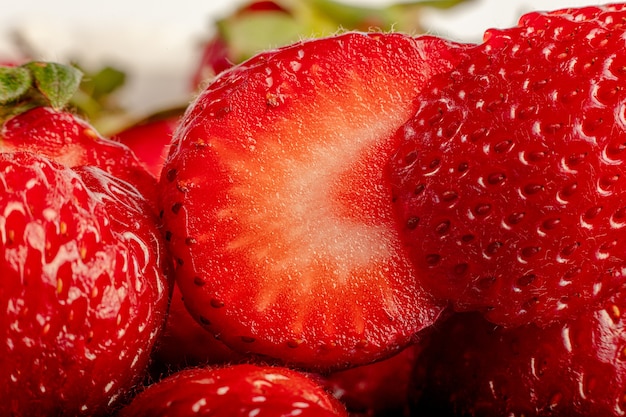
[0,62,157,201]
[410,298,626,417]
[110,107,182,180]
[118,364,348,417]
[159,31,466,370]
[0,62,170,415]
[389,4,626,327]
[0,152,169,416]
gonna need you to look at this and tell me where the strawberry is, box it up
[159,32,466,370]
[388,4,626,327]
[150,284,245,374]
[0,62,156,201]
[118,364,348,417]
[110,107,182,180]
[0,151,169,416]
[410,297,626,417]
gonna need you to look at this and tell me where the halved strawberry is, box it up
[118,364,348,417]
[159,32,465,370]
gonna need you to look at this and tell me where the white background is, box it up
[0,0,610,116]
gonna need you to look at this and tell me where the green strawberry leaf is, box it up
[0,61,87,123]
[78,65,126,101]
[220,13,306,63]
[69,64,128,135]
[0,66,32,105]
[24,61,83,109]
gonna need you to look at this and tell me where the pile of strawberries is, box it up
[2,2,626,416]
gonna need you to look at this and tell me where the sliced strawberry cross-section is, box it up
[159,32,466,370]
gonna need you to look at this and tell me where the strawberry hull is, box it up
[159,32,466,370]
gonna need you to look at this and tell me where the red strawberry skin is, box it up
[410,298,626,417]
[0,152,169,416]
[1,106,157,201]
[159,32,465,370]
[389,4,626,327]
[151,284,245,373]
[118,364,348,417]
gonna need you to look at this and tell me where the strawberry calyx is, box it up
[0,61,130,135]
[0,61,82,120]
[68,63,128,134]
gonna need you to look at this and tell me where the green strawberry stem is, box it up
[0,61,131,135]
[0,61,83,120]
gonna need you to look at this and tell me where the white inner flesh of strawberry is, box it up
[214,76,413,316]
